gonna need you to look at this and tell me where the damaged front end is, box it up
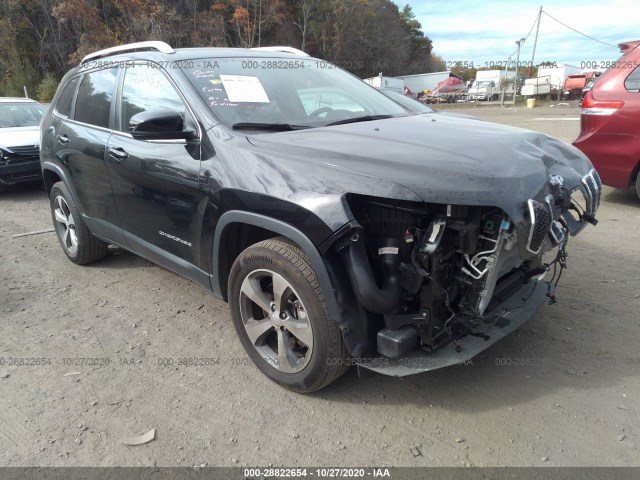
[331,169,601,375]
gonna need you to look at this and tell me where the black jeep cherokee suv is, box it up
[40,42,599,392]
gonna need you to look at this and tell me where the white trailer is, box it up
[537,64,581,92]
[395,71,450,95]
[363,75,405,93]
[521,76,551,96]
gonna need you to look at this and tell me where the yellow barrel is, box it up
[526,98,536,108]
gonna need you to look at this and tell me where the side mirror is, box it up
[129,108,196,141]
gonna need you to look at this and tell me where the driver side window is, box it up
[120,64,188,132]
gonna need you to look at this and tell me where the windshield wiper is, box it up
[232,122,310,131]
[324,115,395,126]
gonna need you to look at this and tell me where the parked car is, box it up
[0,98,47,190]
[574,40,640,200]
[41,42,599,392]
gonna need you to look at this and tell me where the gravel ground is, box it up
[1,104,639,468]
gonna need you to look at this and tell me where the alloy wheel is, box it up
[239,269,314,373]
[53,195,78,255]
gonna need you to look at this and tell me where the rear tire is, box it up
[636,174,640,201]
[228,237,350,393]
[50,181,108,265]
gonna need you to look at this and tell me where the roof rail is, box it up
[80,41,175,65]
[250,46,309,56]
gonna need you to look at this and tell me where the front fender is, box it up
[211,210,362,350]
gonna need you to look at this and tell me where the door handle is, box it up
[107,147,129,161]
[56,134,69,145]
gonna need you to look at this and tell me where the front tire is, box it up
[228,237,350,393]
[636,174,640,201]
[50,181,108,265]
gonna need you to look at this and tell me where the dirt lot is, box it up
[1,104,639,468]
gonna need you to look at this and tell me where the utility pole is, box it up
[501,57,509,106]
[528,6,542,78]
[513,37,525,104]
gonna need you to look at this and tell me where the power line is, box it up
[505,7,616,65]
[521,12,539,44]
[507,11,539,59]
[542,10,617,48]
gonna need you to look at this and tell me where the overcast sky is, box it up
[397,1,638,70]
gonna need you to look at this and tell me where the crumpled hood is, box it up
[0,126,40,150]
[246,114,593,225]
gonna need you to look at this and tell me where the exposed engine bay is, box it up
[335,170,601,365]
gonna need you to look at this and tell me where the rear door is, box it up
[106,62,204,267]
[52,67,122,241]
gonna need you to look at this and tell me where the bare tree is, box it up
[290,0,318,51]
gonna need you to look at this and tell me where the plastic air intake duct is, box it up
[341,234,402,314]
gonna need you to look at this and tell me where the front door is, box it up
[106,63,204,267]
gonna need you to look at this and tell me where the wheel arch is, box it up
[212,210,345,334]
[41,162,80,205]
[42,163,90,219]
[630,158,640,186]
[42,166,63,196]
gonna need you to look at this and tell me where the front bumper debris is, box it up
[358,279,548,376]
[0,159,42,185]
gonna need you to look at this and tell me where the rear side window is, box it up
[55,76,79,117]
[120,64,186,131]
[75,68,118,128]
[625,66,640,92]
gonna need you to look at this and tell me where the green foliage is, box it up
[2,0,437,90]
[397,4,434,75]
[0,63,40,98]
[450,65,477,82]
[36,74,59,103]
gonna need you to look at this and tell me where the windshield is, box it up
[0,102,47,128]
[378,89,435,114]
[183,57,408,130]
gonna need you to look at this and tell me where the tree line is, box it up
[0,0,441,101]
